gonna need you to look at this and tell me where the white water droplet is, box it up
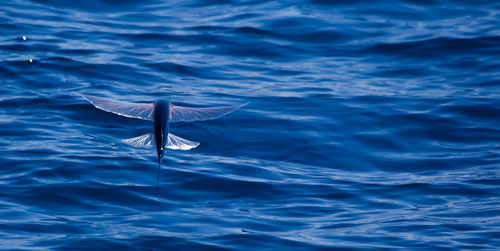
[29,58,33,63]
[22,36,26,40]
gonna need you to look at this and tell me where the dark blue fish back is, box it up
[0,0,499,250]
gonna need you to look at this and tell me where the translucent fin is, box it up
[170,103,247,123]
[167,133,199,150]
[80,93,154,121]
[122,133,154,148]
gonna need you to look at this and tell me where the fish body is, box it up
[153,100,169,164]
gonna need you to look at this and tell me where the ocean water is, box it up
[0,0,499,250]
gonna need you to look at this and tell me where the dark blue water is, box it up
[1,0,499,250]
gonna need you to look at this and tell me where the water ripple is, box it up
[0,0,498,250]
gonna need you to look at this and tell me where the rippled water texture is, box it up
[1,0,499,250]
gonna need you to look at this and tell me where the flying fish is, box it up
[79,94,246,194]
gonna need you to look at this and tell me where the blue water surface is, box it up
[0,0,499,250]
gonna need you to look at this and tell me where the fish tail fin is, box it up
[155,159,161,197]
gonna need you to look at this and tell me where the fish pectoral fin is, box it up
[167,133,199,150]
[170,102,247,123]
[79,93,155,121]
[122,132,154,148]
